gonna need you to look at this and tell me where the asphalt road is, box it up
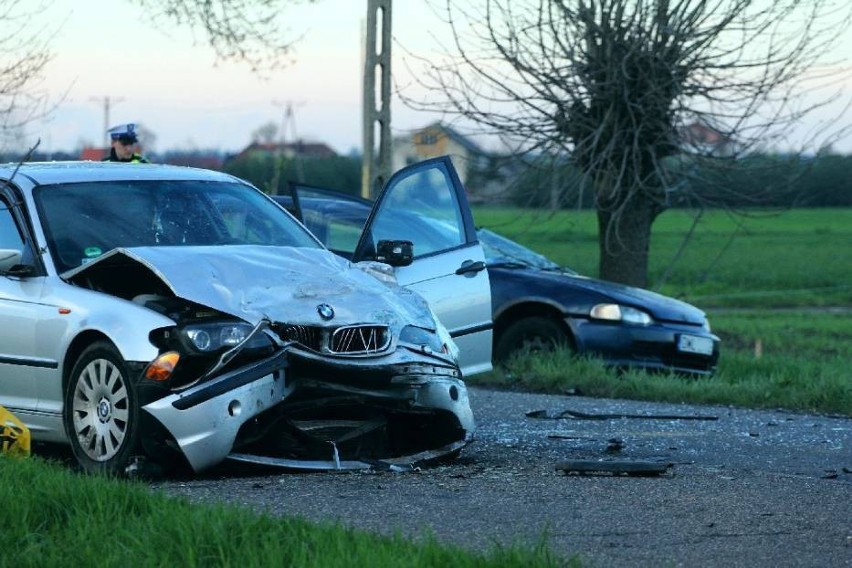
[153,387,852,567]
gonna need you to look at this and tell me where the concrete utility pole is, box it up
[90,96,125,147]
[362,0,392,199]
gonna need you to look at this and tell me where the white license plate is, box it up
[677,334,714,356]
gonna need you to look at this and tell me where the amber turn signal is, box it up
[145,351,180,381]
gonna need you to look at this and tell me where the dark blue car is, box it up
[274,185,720,377]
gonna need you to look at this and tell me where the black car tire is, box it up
[63,341,143,475]
[495,316,569,364]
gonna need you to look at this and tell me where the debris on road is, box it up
[526,408,718,421]
[556,460,672,477]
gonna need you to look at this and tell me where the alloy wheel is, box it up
[71,358,130,462]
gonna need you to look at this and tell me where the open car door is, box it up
[352,157,492,376]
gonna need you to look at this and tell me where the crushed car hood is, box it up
[63,245,437,331]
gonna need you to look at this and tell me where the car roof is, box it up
[0,161,244,186]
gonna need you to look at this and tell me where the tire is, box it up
[63,341,142,475]
[494,316,569,364]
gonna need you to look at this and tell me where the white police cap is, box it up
[107,123,139,141]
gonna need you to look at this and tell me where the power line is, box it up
[272,99,305,145]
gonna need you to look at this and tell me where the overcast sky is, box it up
[24,1,852,155]
[30,1,453,155]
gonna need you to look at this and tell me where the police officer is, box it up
[104,123,150,163]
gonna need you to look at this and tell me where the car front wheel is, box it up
[64,341,142,475]
[494,315,569,364]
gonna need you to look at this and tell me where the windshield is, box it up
[35,179,320,273]
[477,228,574,273]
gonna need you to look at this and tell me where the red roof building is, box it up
[79,147,108,161]
[233,141,338,160]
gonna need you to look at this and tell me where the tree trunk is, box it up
[597,193,659,288]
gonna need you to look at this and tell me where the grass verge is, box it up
[469,310,852,417]
[0,456,572,568]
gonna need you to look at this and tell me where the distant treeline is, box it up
[1,150,362,196]
[506,153,852,209]
[7,150,851,209]
[222,153,362,197]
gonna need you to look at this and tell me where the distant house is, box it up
[392,122,488,190]
[232,141,337,161]
[392,122,517,203]
[679,122,738,157]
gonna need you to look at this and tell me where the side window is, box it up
[372,166,464,258]
[301,210,329,245]
[0,199,25,271]
[325,217,365,255]
[301,210,362,256]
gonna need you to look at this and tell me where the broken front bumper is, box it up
[142,348,475,473]
[142,351,289,472]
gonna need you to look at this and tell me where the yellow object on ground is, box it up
[0,405,30,458]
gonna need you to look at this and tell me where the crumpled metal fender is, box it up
[403,375,475,433]
[46,283,175,364]
[141,351,290,472]
[286,345,475,435]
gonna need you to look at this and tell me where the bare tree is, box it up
[136,123,158,152]
[251,121,280,144]
[131,0,317,73]
[0,0,55,149]
[402,0,851,287]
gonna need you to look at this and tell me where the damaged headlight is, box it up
[182,322,272,353]
[590,304,653,326]
[399,325,445,354]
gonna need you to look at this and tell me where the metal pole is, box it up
[362,0,392,199]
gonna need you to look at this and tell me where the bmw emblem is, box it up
[317,303,335,320]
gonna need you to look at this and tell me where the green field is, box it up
[473,207,852,308]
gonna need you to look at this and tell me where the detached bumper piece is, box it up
[227,438,471,472]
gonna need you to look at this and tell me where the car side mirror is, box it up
[375,239,413,267]
[3,264,35,277]
[0,246,39,277]
[0,248,24,274]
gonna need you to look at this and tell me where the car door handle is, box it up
[455,260,486,276]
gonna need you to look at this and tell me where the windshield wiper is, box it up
[486,260,531,269]
[541,265,578,275]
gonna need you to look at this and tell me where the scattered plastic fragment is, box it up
[556,460,671,476]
